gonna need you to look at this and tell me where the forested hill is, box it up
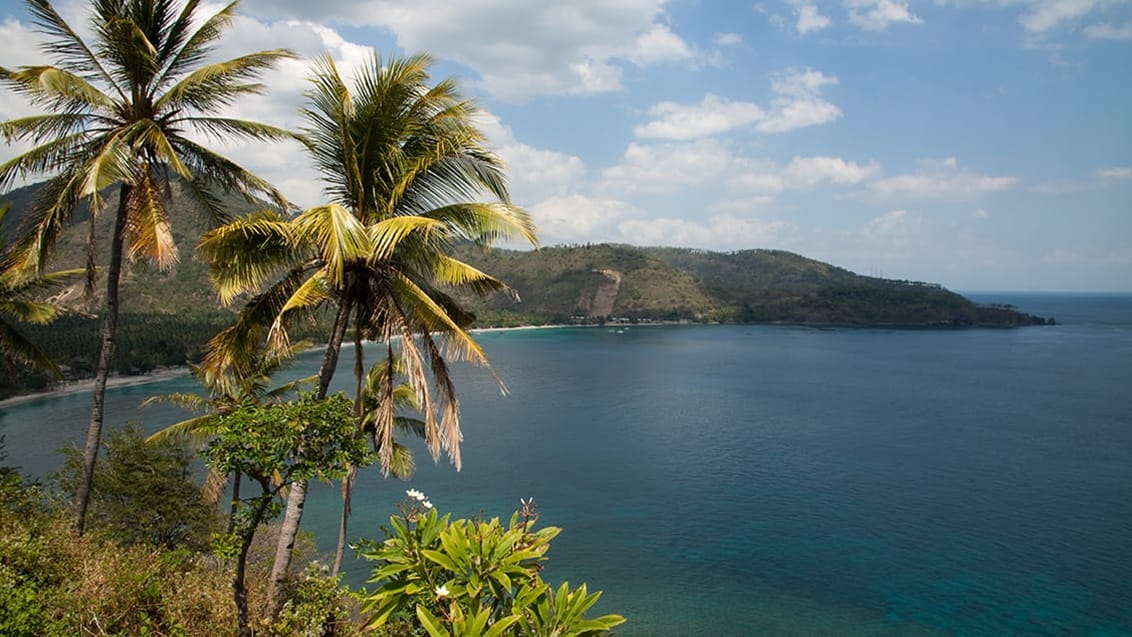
[453,244,1053,328]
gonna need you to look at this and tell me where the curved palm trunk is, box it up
[74,185,130,535]
[332,466,356,576]
[332,326,366,576]
[266,296,352,618]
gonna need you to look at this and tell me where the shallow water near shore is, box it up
[3,293,1131,635]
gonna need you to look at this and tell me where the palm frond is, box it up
[24,0,121,95]
[429,254,508,296]
[11,169,86,272]
[425,202,537,247]
[157,50,295,113]
[178,116,303,145]
[157,0,235,83]
[0,298,58,324]
[368,215,445,262]
[145,414,217,447]
[384,442,415,481]
[268,271,334,351]
[293,204,372,286]
[141,392,208,413]
[175,138,290,210]
[124,170,178,269]
[0,318,61,377]
[0,113,94,147]
[198,266,310,382]
[198,211,301,303]
[388,271,488,367]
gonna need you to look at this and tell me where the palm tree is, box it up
[0,0,296,534]
[0,202,81,377]
[197,52,537,614]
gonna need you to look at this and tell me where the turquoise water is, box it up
[2,293,1130,635]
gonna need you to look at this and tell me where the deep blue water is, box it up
[2,293,1130,636]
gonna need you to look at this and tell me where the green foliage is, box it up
[201,392,374,488]
[1,453,235,636]
[270,563,360,637]
[359,495,624,637]
[1,438,359,636]
[54,424,218,549]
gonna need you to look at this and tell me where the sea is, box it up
[1,292,1130,636]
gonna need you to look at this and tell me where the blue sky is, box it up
[1,0,1129,291]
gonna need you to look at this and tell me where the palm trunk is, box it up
[74,185,130,535]
[266,296,352,618]
[332,466,356,576]
[332,324,365,576]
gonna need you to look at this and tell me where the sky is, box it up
[0,0,1130,292]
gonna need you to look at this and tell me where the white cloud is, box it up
[710,196,777,214]
[1019,0,1099,34]
[844,0,923,31]
[239,0,695,101]
[756,3,788,30]
[530,194,645,243]
[601,138,880,198]
[634,94,765,140]
[796,5,832,33]
[626,24,695,65]
[975,208,990,218]
[617,215,800,249]
[871,157,1018,198]
[1095,167,1132,180]
[474,113,588,206]
[635,68,843,140]
[713,32,744,46]
[1084,20,1132,39]
[757,68,843,133]
[600,139,739,195]
[864,209,918,242]
[782,156,881,186]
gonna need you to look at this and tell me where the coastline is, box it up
[0,367,190,410]
[0,326,560,409]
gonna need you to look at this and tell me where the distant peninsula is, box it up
[452,243,1053,329]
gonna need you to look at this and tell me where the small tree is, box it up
[358,494,625,637]
[55,424,217,550]
[201,393,373,637]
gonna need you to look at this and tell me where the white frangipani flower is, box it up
[435,584,449,597]
[406,489,425,501]
[422,500,434,509]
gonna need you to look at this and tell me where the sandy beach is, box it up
[0,325,565,410]
[0,367,191,409]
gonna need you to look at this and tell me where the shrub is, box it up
[55,424,218,550]
[358,493,624,636]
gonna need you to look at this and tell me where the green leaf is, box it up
[416,604,451,637]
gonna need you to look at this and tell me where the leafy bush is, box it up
[358,493,624,636]
[270,562,360,637]
[55,424,219,549]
